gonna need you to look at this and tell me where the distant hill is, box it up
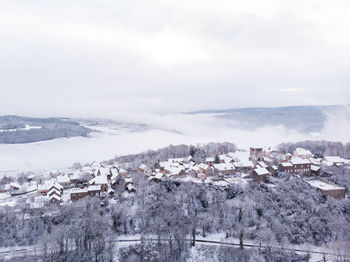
[187,105,348,133]
[0,116,92,144]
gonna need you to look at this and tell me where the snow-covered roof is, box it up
[213,163,235,171]
[49,194,61,201]
[87,185,101,191]
[119,168,128,173]
[198,163,209,170]
[124,177,133,184]
[183,155,193,162]
[139,164,148,170]
[99,167,110,177]
[254,167,270,176]
[168,157,185,163]
[107,187,114,194]
[57,174,70,184]
[281,162,293,167]
[271,165,278,170]
[263,157,273,163]
[290,157,310,165]
[323,156,344,164]
[70,171,83,180]
[110,168,119,181]
[309,158,322,165]
[70,188,88,194]
[258,161,267,168]
[154,173,164,179]
[10,182,21,189]
[304,178,345,191]
[234,160,254,168]
[94,175,108,185]
[206,157,215,162]
[165,166,185,176]
[48,187,61,196]
[126,184,136,191]
[310,165,320,172]
[38,181,63,191]
[294,148,312,156]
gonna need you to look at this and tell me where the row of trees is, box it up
[106,142,237,169]
[278,140,350,158]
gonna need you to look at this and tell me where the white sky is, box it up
[0,0,349,117]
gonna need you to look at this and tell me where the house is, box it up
[263,147,277,157]
[253,167,270,183]
[165,167,186,178]
[293,148,313,159]
[9,182,21,191]
[263,157,273,165]
[138,164,152,174]
[57,174,71,188]
[49,194,61,205]
[234,161,254,172]
[70,171,85,184]
[213,163,236,175]
[310,165,321,175]
[70,188,88,201]
[304,177,345,199]
[97,167,111,180]
[107,186,115,197]
[290,158,311,174]
[47,187,61,198]
[257,161,268,168]
[0,184,10,193]
[279,162,294,173]
[119,168,129,178]
[285,153,292,161]
[124,177,133,186]
[249,147,264,164]
[309,158,322,166]
[38,181,63,195]
[90,174,108,191]
[87,185,102,196]
[219,154,234,164]
[149,173,163,182]
[206,157,215,166]
[27,174,36,182]
[198,163,213,175]
[279,158,311,175]
[126,183,136,193]
[323,156,345,165]
[268,165,278,176]
[182,155,193,164]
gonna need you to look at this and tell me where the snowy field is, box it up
[0,111,349,176]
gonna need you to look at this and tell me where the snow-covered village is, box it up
[1,145,348,209]
[0,141,350,261]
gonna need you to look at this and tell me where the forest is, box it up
[0,116,92,143]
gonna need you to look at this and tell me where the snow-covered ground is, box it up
[0,112,349,176]
[0,124,42,133]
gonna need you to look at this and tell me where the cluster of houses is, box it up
[0,163,136,209]
[137,147,348,200]
[0,146,348,209]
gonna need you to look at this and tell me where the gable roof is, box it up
[254,167,270,176]
[213,163,235,171]
[291,157,310,165]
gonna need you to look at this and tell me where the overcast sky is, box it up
[1,0,349,117]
